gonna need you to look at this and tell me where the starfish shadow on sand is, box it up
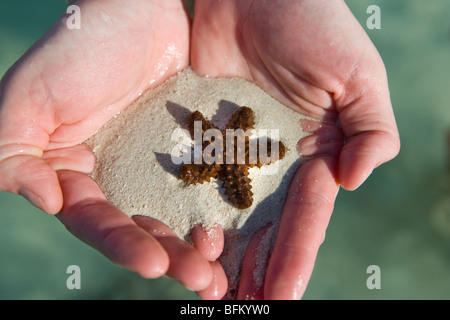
[166,99,240,128]
[159,100,295,211]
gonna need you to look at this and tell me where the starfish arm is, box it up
[220,164,253,209]
[179,163,219,184]
[187,110,216,139]
[226,106,255,131]
[256,138,287,166]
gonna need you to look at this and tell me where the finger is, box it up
[132,215,214,292]
[237,223,274,300]
[42,144,96,174]
[336,56,400,190]
[196,260,228,300]
[339,130,400,190]
[297,119,344,157]
[56,170,169,279]
[190,223,224,261]
[0,154,62,214]
[264,155,339,300]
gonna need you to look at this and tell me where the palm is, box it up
[191,0,399,299]
[35,1,189,149]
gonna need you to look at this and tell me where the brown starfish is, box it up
[179,106,286,209]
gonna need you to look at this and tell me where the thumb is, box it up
[0,152,63,214]
[336,53,400,190]
[338,130,400,190]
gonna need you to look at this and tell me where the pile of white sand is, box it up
[86,68,307,296]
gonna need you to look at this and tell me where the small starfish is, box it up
[179,106,286,209]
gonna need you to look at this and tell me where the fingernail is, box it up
[297,135,317,156]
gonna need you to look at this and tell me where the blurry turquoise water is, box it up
[0,0,450,299]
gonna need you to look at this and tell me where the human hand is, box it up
[0,0,227,298]
[191,0,400,299]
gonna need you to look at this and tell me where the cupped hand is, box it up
[192,0,400,299]
[0,0,227,299]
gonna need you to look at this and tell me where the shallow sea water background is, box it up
[0,0,449,299]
